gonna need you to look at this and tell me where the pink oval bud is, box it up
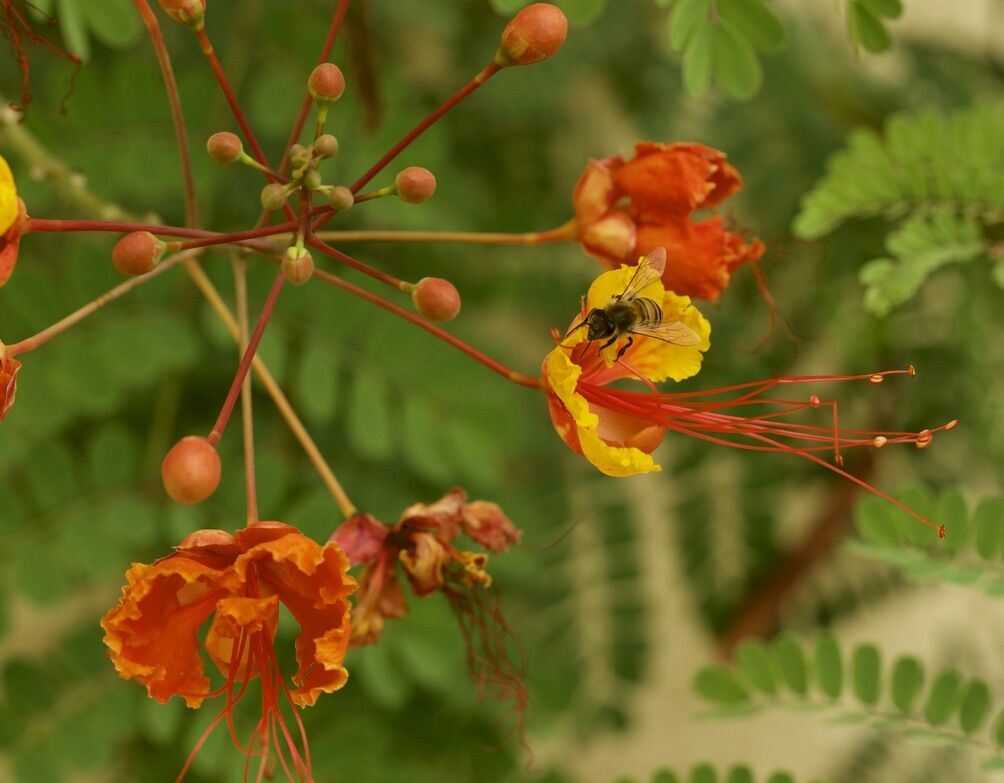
[158,0,205,29]
[161,436,220,504]
[282,248,315,285]
[412,277,461,322]
[112,231,165,276]
[206,131,243,164]
[260,183,288,211]
[308,63,346,102]
[395,167,437,204]
[497,3,568,66]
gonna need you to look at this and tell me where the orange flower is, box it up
[0,341,21,423]
[571,142,764,300]
[101,521,355,778]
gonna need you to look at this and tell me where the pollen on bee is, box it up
[872,435,888,448]
[869,374,884,384]
[915,429,933,449]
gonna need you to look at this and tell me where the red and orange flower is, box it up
[101,521,355,777]
[0,154,27,289]
[571,142,764,300]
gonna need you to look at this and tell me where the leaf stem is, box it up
[233,255,259,524]
[314,223,578,245]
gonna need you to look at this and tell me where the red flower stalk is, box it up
[331,489,527,739]
[571,142,764,300]
[101,522,355,781]
[1,0,81,112]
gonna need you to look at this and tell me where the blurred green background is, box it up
[1,1,1002,781]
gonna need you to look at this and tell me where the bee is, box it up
[566,247,701,359]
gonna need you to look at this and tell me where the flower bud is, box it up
[303,169,322,190]
[395,167,437,204]
[161,436,220,504]
[206,131,243,164]
[112,231,166,276]
[314,134,339,158]
[412,277,461,322]
[288,143,311,170]
[282,247,314,285]
[260,183,288,211]
[497,3,568,66]
[158,0,205,30]
[308,63,346,103]
[326,185,354,211]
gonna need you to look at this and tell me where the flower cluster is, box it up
[0,153,26,288]
[571,142,765,300]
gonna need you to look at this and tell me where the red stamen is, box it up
[574,369,955,535]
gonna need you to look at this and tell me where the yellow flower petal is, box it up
[545,347,660,477]
[0,155,17,236]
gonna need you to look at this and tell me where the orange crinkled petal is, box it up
[100,556,235,707]
[235,532,356,707]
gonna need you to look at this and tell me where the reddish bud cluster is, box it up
[497,3,568,66]
[412,277,461,322]
[260,183,288,211]
[161,436,221,504]
[111,232,165,276]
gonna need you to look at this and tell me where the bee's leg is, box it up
[599,335,618,351]
[615,336,634,360]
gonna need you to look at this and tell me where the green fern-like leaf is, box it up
[858,210,985,315]
[695,634,1004,765]
[667,0,784,100]
[849,486,1004,597]
[612,765,823,783]
[793,104,1003,312]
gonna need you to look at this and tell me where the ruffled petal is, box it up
[543,348,659,477]
[0,199,28,289]
[579,209,636,266]
[100,557,235,707]
[571,157,622,224]
[235,533,355,708]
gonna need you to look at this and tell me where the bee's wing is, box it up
[619,247,667,300]
[628,319,702,347]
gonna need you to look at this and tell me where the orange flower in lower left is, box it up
[101,521,355,778]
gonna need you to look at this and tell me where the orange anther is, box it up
[809,394,820,407]
[944,419,958,431]
[872,436,888,448]
[869,374,884,384]
[915,429,933,449]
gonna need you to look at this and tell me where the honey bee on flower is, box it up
[564,247,701,360]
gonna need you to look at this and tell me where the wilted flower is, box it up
[571,142,764,300]
[101,522,355,777]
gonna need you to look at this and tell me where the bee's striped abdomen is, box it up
[632,297,662,326]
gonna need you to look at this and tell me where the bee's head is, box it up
[585,309,613,340]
